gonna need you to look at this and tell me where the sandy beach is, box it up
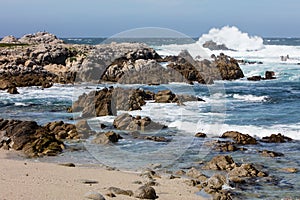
[0,149,204,200]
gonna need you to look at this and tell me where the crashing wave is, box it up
[198,26,264,51]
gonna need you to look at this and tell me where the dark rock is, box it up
[195,132,207,138]
[247,75,262,81]
[221,131,257,145]
[134,186,158,199]
[261,133,292,143]
[202,155,236,171]
[59,163,76,167]
[265,71,276,79]
[259,150,284,157]
[7,87,19,94]
[202,40,229,51]
[80,179,99,184]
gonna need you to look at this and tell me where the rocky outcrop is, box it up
[113,113,167,131]
[221,131,257,145]
[71,87,153,117]
[0,36,19,44]
[0,119,64,157]
[18,32,64,45]
[202,40,230,50]
[261,133,292,143]
[71,87,203,118]
[163,51,244,84]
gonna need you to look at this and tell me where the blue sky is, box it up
[1,0,299,38]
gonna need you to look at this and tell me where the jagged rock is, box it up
[92,131,122,144]
[44,121,93,140]
[213,141,246,152]
[134,186,158,199]
[261,133,292,143]
[203,174,227,194]
[202,40,229,50]
[0,119,64,157]
[202,155,236,171]
[221,131,257,145]
[186,167,208,182]
[228,163,267,182]
[113,113,167,131]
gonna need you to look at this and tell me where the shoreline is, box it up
[0,149,204,200]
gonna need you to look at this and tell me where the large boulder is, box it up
[221,131,257,145]
[134,186,158,199]
[202,155,236,171]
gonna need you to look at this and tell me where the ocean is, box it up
[1,27,299,199]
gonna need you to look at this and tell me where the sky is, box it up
[1,0,300,38]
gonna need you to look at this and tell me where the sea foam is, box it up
[197,26,264,51]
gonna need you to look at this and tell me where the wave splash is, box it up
[197,26,264,51]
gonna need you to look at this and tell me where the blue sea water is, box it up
[1,29,300,199]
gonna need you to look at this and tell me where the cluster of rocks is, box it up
[182,131,295,198]
[1,32,246,95]
[0,119,64,157]
[247,71,276,81]
[70,87,204,118]
[0,118,94,157]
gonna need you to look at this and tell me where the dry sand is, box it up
[0,150,206,200]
